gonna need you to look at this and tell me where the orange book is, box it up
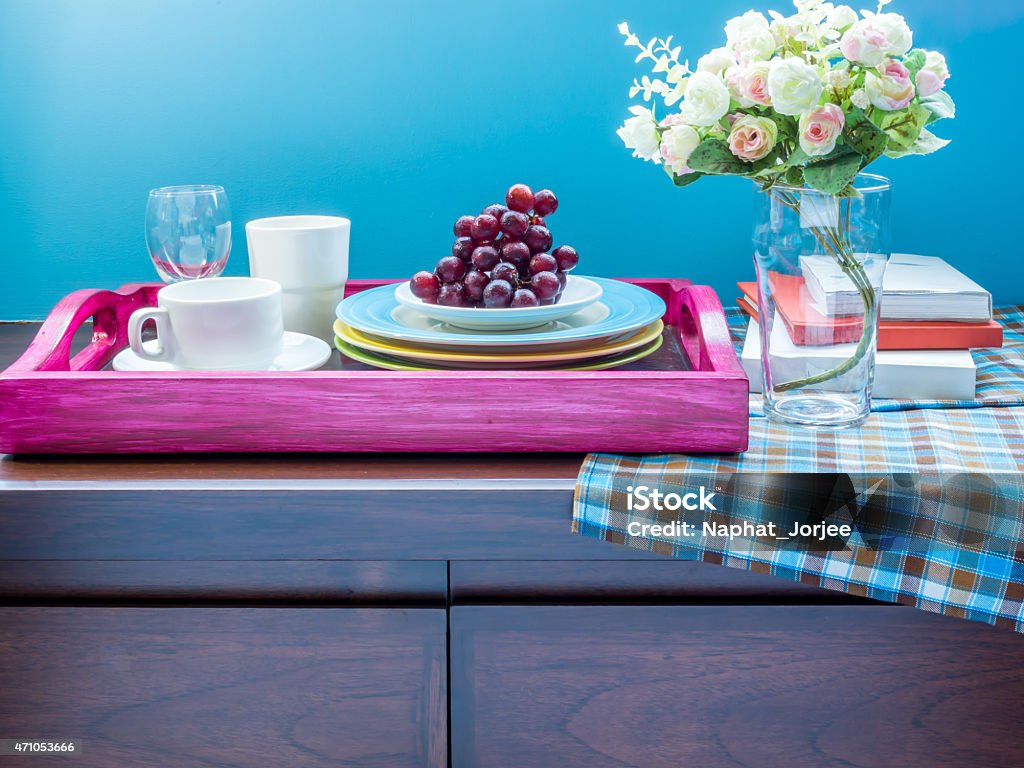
[738,277,1003,350]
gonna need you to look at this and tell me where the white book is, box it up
[742,319,977,401]
[799,253,993,322]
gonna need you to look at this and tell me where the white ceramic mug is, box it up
[245,215,350,342]
[127,277,284,370]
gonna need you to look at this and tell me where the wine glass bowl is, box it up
[145,185,231,282]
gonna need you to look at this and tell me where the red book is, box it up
[738,276,1003,350]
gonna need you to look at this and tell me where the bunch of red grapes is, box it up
[409,184,580,308]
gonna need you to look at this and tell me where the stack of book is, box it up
[740,254,1003,400]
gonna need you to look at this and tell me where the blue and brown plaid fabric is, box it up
[735,304,1024,415]
[573,305,1024,632]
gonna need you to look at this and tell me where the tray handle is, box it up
[677,283,745,376]
[6,283,161,373]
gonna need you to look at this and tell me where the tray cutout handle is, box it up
[6,283,162,373]
[677,283,745,375]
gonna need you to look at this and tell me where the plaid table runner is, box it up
[573,305,1024,632]
[740,304,1024,415]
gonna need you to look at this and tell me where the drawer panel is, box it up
[451,605,1024,768]
[0,488,629,560]
[0,607,446,767]
[0,561,446,606]
[450,560,871,603]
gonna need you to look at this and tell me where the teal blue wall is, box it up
[1,0,1021,318]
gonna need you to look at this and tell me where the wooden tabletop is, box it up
[0,453,584,482]
[0,322,585,485]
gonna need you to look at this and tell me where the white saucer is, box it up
[112,331,332,372]
[394,275,603,331]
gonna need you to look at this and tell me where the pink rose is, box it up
[799,104,846,157]
[915,51,949,98]
[840,20,889,66]
[728,115,778,162]
[865,59,915,111]
[659,124,701,175]
[733,62,772,107]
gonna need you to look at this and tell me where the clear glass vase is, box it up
[753,173,891,429]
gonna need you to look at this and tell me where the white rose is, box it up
[659,124,701,175]
[725,10,770,43]
[767,57,824,116]
[915,51,949,97]
[697,46,737,77]
[742,33,777,62]
[678,71,731,127]
[874,12,913,56]
[725,10,776,62]
[617,106,660,162]
[826,5,858,31]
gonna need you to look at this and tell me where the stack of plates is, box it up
[333,276,667,371]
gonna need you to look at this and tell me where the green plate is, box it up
[335,334,663,371]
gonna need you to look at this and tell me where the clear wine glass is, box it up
[145,185,231,282]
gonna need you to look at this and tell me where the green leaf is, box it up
[784,166,805,187]
[843,107,887,165]
[768,113,798,141]
[671,170,704,187]
[921,91,955,123]
[885,127,951,158]
[686,139,752,175]
[812,138,862,164]
[833,184,863,199]
[903,49,927,81]
[875,104,931,150]
[783,146,809,168]
[802,150,864,196]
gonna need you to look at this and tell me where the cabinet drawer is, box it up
[0,607,446,767]
[0,561,446,606]
[451,605,1024,768]
[0,486,648,561]
[450,561,871,603]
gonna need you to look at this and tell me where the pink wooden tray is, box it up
[0,279,748,454]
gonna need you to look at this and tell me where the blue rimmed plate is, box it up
[336,277,666,348]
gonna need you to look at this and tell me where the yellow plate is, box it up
[335,335,663,371]
[333,318,664,364]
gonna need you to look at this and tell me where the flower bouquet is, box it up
[617,0,954,428]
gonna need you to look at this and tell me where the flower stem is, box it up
[767,189,877,394]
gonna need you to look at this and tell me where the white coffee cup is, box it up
[127,277,284,370]
[245,215,350,342]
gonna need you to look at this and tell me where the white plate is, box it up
[112,331,332,372]
[338,277,666,348]
[394,275,603,330]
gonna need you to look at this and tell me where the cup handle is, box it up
[128,306,175,363]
